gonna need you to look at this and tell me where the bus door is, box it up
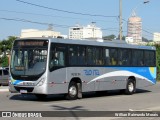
[49,43,67,93]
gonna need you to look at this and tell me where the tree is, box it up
[0,36,17,53]
[155,44,160,80]
[0,36,17,67]
[1,56,9,67]
[142,37,149,42]
[103,34,116,40]
[147,43,160,80]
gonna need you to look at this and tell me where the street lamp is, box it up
[119,0,123,40]
[144,0,149,4]
[119,0,150,41]
[131,0,150,16]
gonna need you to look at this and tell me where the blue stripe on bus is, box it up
[109,67,156,83]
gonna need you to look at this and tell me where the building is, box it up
[127,13,142,43]
[153,32,160,42]
[125,37,134,43]
[69,23,102,40]
[20,29,61,38]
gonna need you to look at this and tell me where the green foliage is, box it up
[0,36,17,51]
[0,36,17,67]
[103,34,116,40]
[154,44,160,80]
[1,56,9,67]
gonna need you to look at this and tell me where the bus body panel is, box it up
[9,38,156,96]
[47,66,156,94]
[9,66,156,94]
[47,68,68,94]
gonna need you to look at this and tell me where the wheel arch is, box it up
[69,77,82,85]
[128,76,136,84]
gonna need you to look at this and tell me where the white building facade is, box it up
[153,32,160,42]
[127,16,142,43]
[69,24,102,40]
[20,29,61,38]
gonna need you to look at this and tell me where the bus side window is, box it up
[118,49,131,66]
[110,48,117,65]
[144,51,155,66]
[77,46,86,65]
[58,52,65,66]
[104,48,110,65]
[51,52,59,66]
[95,48,103,65]
[69,46,77,65]
[132,50,144,66]
[49,44,66,70]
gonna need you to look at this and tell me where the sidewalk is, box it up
[0,86,9,92]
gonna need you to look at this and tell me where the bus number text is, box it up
[84,70,100,76]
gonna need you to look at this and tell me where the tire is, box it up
[66,81,78,100]
[35,94,47,100]
[125,79,136,95]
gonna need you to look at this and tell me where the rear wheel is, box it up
[125,79,136,95]
[66,81,78,100]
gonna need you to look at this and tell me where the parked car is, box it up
[0,68,9,86]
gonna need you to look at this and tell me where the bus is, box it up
[9,38,156,100]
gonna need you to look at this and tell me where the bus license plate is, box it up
[20,90,27,93]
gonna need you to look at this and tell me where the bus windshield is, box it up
[11,40,48,78]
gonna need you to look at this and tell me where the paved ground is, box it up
[0,83,160,120]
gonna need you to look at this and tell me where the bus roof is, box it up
[16,37,156,50]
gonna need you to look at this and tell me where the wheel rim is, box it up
[128,82,134,92]
[69,86,77,97]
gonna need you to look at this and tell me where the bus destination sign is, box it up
[15,40,48,47]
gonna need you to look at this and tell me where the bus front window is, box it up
[10,40,48,80]
[11,48,48,77]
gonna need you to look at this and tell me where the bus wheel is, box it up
[125,79,136,95]
[35,94,47,100]
[66,81,78,100]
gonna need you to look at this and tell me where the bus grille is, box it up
[14,87,34,93]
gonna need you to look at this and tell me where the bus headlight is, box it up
[37,77,45,86]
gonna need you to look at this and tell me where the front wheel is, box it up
[66,82,78,100]
[125,79,136,95]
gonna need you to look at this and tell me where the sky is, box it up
[0,0,159,40]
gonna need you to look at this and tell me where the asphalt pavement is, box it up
[0,82,160,120]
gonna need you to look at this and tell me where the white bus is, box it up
[9,38,156,100]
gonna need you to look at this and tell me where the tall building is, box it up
[127,13,142,43]
[153,32,160,42]
[20,29,61,38]
[69,23,102,40]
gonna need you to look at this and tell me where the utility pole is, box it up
[119,0,122,40]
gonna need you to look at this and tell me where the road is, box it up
[0,83,160,120]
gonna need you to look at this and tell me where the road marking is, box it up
[129,109,134,111]
[129,108,152,111]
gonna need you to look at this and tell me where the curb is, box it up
[0,89,9,92]
[0,87,9,92]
